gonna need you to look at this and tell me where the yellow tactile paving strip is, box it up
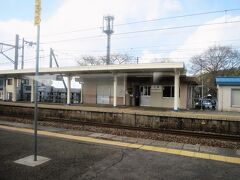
[0,124,240,165]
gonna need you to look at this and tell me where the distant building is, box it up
[216,77,240,112]
[0,78,81,104]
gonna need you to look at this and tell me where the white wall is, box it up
[0,90,3,100]
[5,78,21,101]
[83,76,125,105]
[150,84,187,109]
[217,85,240,112]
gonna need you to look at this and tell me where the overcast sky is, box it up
[0,0,240,71]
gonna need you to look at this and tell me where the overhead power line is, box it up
[41,35,105,44]
[54,38,240,53]
[42,20,240,44]
[35,8,240,38]
[114,20,240,36]
[39,27,102,38]
[115,8,240,26]
[0,56,47,65]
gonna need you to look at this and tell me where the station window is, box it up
[140,86,151,96]
[163,86,174,97]
[7,79,13,85]
[22,79,29,85]
[231,89,240,107]
[25,86,31,91]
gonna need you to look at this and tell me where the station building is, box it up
[216,76,240,112]
[0,62,197,111]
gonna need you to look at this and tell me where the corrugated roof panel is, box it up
[216,77,240,86]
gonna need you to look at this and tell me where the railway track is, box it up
[41,117,240,142]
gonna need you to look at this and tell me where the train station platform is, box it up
[0,120,239,180]
[0,101,240,121]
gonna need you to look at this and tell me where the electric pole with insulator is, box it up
[21,38,36,69]
[103,16,114,65]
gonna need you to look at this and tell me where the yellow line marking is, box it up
[194,152,210,160]
[0,125,240,165]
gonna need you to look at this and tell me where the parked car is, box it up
[195,98,216,110]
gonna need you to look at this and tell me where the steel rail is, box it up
[40,117,240,142]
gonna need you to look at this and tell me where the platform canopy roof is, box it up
[216,76,240,86]
[0,62,185,77]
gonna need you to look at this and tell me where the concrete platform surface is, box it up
[14,155,50,167]
[1,101,240,121]
[0,124,240,180]
[0,120,239,158]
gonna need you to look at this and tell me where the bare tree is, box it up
[190,45,240,95]
[190,45,240,74]
[76,55,103,66]
[76,53,135,66]
[110,53,133,64]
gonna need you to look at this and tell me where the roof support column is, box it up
[31,78,35,103]
[174,70,180,111]
[67,75,71,105]
[80,83,83,104]
[12,78,17,102]
[123,73,126,106]
[113,74,117,107]
[2,78,6,101]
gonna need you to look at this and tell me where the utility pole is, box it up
[21,38,36,69]
[50,48,67,90]
[21,38,24,69]
[49,48,53,68]
[1,35,35,70]
[103,16,114,65]
[0,41,16,69]
[20,38,36,101]
[14,34,19,70]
